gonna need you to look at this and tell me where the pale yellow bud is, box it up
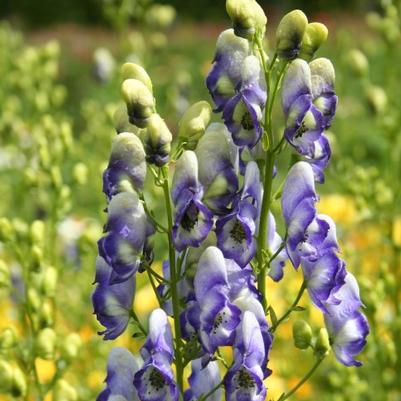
[315,328,330,358]
[299,22,328,61]
[121,63,153,92]
[10,367,27,398]
[0,360,13,392]
[35,328,57,360]
[59,333,82,362]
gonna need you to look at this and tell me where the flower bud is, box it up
[10,367,27,398]
[347,49,369,76]
[0,327,17,350]
[0,360,13,392]
[146,4,176,30]
[365,85,387,114]
[30,220,45,245]
[28,288,41,311]
[293,320,312,349]
[53,379,77,401]
[178,101,212,150]
[51,166,63,190]
[226,0,267,39]
[73,163,88,186]
[59,333,82,362]
[0,217,13,242]
[31,245,43,272]
[35,328,57,360]
[113,105,140,134]
[121,79,155,128]
[299,22,328,61]
[38,300,54,328]
[12,218,28,241]
[42,266,58,297]
[0,260,10,288]
[142,114,172,166]
[315,328,330,358]
[276,10,308,60]
[121,62,153,92]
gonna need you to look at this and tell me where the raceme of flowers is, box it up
[91,1,369,400]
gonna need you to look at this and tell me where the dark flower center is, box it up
[149,368,166,391]
[213,311,228,334]
[230,219,246,243]
[241,111,254,130]
[295,121,308,138]
[181,202,199,231]
[236,368,255,390]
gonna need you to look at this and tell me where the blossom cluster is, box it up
[91,1,369,400]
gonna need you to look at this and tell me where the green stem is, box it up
[161,166,184,395]
[279,357,325,401]
[130,310,148,336]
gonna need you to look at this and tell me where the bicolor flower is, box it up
[223,55,267,148]
[324,273,369,366]
[172,151,213,251]
[282,59,324,157]
[92,256,136,340]
[97,347,140,401]
[98,192,148,283]
[206,29,250,112]
[196,123,239,214]
[103,132,147,200]
[225,311,267,401]
[184,359,222,401]
[194,247,241,355]
[303,134,331,183]
[133,309,178,401]
[216,161,261,267]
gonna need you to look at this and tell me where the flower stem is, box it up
[161,166,184,395]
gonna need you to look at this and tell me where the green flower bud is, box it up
[31,245,43,272]
[146,4,176,30]
[73,163,88,186]
[59,333,82,362]
[293,320,313,349]
[35,328,57,360]
[53,379,77,401]
[121,63,153,92]
[121,79,156,128]
[299,22,328,61]
[315,328,331,358]
[42,266,58,297]
[12,218,28,242]
[226,0,267,39]
[28,288,41,311]
[365,85,388,114]
[0,360,13,392]
[24,167,38,187]
[0,327,18,350]
[347,49,369,76]
[60,122,73,153]
[0,260,10,288]
[178,101,212,150]
[30,220,45,245]
[113,105,140,134]
[276,10,308,60]
[142,114,172,166]
[10,367,27,398]
[50,166,63,190]
[0,217,13,242]
[38,300,54,328]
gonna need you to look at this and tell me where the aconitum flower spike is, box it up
[195,123,239,214]
[103,132,147,200]
[92,256,136,340]
[133,309,178,401]
[206,29,250,112]
[98,192,148,283]
[172,151,213,251]
[324,273,369,366]
[194,247,241,355]
[225,311,267,401]
[97,347,139,401]
[282,59,324,157]
[216,161,261,267]
[184,359,222,401]
[223,55,267,148]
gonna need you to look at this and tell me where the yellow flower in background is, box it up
[318,194,357,225]
[393,216,401,246]
[36,359,56,383]
[87,370,104,390]
[134,284,159,315]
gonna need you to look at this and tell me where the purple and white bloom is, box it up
[133,309,179,401]
[282,59,324,157]
[194,247,241,355]
[184,359,222,401]
[103,132,147,200]
[225,311,267,401]
[92,256,136,340]
[303,134,331,183]
[324,273,369,366]
[196,123,239,214]
[98,192,148,283]
[172,151,213,251]
[97,347,139,401]
[216,161,261,267]
[206,29,250,112]
[223,55,267,148]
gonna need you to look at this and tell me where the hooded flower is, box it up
[303,134,331,183]
[97,347,140,401]
[194,247,241,355]
[98,192,148,283]
[184,359,222,401]
[282,59,324,157]
[92,256,136,340]
[172,151,213,251]
[133,309,178,401]
[216,161,261,267]
[196,123,239,214]
[225,311,267,401]
[324,273,369,367]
